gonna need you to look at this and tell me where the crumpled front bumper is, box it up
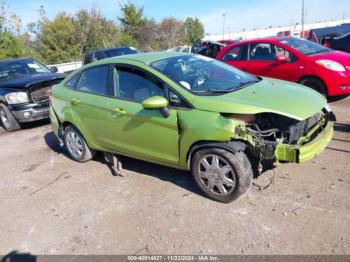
[275,121,334,163]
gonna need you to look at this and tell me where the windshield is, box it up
[150,55,259,94]
[0,59,51,82]
[279,36,330,55]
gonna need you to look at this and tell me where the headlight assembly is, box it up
[5,92,29,104]
[316,60,345,72]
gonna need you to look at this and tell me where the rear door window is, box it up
[76,65,111,96]
[249,43,276,61]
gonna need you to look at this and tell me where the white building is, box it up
[204,19,350,41]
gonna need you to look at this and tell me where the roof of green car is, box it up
[92,51,191,65]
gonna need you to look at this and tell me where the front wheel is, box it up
[191,148,253,203]
[0,104,21,132]
[64,125,95,162]
[299,77,327,96]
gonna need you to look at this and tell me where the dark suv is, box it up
[324,33,350,53]
[83,46,140,65]
[0,58,65,131]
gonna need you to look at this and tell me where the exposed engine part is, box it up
[246,111,327,145]
[223,113,256,123]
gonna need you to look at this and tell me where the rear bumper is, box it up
[10,100,50,123]
[275,121,333,163]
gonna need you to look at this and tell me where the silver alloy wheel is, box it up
[66,130,84,158]
[0,109,10,130]
[197,154,236,196]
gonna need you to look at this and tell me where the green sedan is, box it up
[50,52,335,202]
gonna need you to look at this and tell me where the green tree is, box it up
[118,2,145,48]
[35,12,81,63]
[0,31,26,59]
[74,8,119,53]
[183,17,205,45]
[0,2,28,59]
[158,17,185,49]
[0,1,7,32]
[138,18,158,50]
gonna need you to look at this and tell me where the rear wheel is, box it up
[64,125,95,162]
[191,148,253,203]
[0,104,21,132]
[299,77,327,96]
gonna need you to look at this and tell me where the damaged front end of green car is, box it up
[229,107,335,165]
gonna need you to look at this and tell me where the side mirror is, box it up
[275,54,289,63]
[142,96,170,118]
[50,66,58,73]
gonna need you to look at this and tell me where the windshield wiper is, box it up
[192,80,259,95]
[236,80,259,88]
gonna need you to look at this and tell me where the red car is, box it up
[216,36,350,96]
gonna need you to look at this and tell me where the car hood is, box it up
[308,50,350,67]
[0,73,65,90]
[192,77,327,121]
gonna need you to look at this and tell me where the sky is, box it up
[4,0,350,35]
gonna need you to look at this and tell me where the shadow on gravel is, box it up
[44,131,70,158]
[43,131,203,198]
[328,94,349,103]
[326,147,350,154]
[0,250,36,262]
[334,123,350,133]
[0,119,50,134]
[96,152,202,197]
[21,118,50,130]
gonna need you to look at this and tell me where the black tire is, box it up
[191,148,253,203]
[0,104,21,132]
[64,125,95,162]
[299,77,327,96]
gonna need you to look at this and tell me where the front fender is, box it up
[186,140,246,169]
[177,109,244,169]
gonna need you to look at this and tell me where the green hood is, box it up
[192,77,327,121]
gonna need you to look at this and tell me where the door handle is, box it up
[70,98,80,105]
[111,107,127,117]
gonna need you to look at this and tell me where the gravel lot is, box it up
[0,97,349,255]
